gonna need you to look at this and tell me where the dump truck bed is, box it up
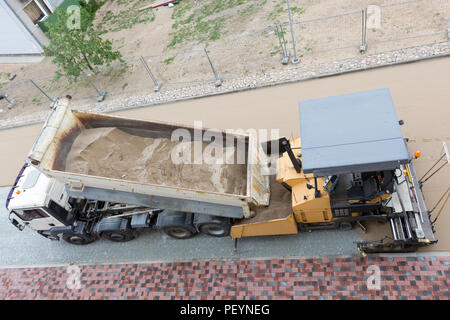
[60,124,247,195]
[27,100,270,218]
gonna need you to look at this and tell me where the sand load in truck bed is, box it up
[62,126,248,195]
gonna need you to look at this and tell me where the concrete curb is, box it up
[2,251,449,269]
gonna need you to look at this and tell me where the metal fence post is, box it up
[360,8,368,53]
[0,93,16,109]
[204,48,222,87]
[84,72,107,102]
[276,24,290,65]
[29,79,57,107]
[140,56,162,92]
[285,0,299,64]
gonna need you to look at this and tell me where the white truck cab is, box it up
[7,164,71,232]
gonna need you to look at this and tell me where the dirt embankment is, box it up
[1,0,448,121]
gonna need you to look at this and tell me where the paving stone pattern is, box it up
[0,256,448,300]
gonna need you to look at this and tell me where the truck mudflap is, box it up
[356,161,437,255]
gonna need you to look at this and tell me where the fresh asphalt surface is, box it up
[0,186,360,268]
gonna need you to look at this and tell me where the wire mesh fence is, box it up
[0,0,448,120]
[291,10,362,62]
[366,0,449,51]
[147,47,219,91]
[208,27,281,80]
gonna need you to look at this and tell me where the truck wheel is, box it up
[101,230,136,242]
[162,226,196,239]
[62,233,96,245]
[193,214,231,237]
[199,222,230,237]
[157,211,197,239]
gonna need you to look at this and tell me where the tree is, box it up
[78,0,105,22]
[44,7,122,82]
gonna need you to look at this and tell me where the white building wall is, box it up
[0,1,45,56]
[4,0,51,49]
[46,0,64,8]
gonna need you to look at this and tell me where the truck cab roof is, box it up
[7,165,52,210]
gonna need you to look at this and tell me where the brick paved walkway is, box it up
[0,256,448,300]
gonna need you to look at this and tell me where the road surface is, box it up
[0,57,448,267]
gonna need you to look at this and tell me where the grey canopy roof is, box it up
[299,88,410,176]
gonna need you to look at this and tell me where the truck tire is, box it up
[193,214,231,237]
[198,223,230,237]
[157,211,197,240]
[101,229,136,242]
[95,217,136,242]
[62,233,96,245]
[61,221,96,245]
[162,226,196,239]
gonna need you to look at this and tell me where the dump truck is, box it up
[5,88,437,254]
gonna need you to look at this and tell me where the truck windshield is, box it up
[13,209,48,221]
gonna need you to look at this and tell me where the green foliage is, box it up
[267,4,284,20]
[97,0,155,33]
[290,6,306,15]
[239,4,256,16]
[268,2,305,22]
[79,0,106,21]
[38,0,81,33]
[200,0,251,16]
[32,97,42,105]
[44,8,122,82]
[274,25,286,39]
[172,0,192,19]
[79,0,104,14]
[269,46,280,56]
[163,56,175,65]
[168,0,265,48]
